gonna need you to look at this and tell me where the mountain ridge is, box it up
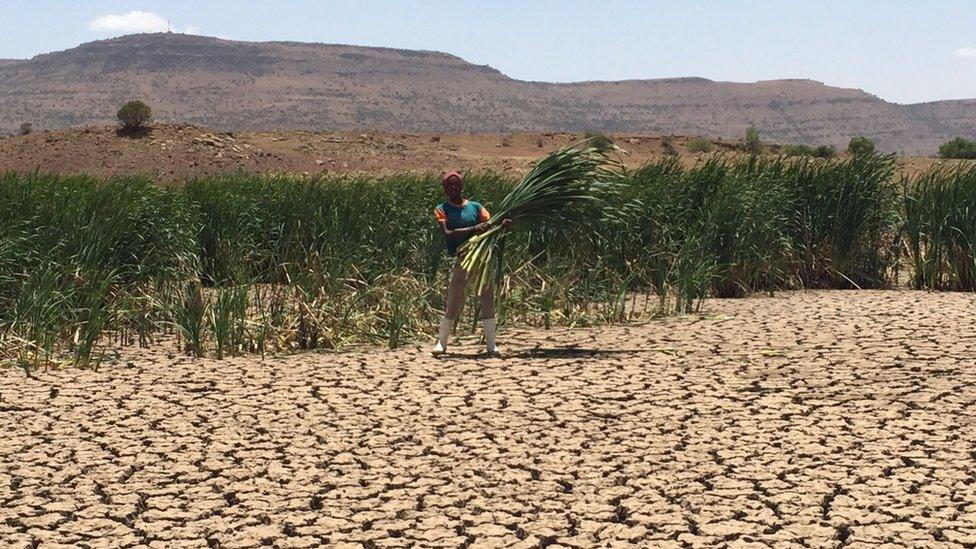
[1,33,973,155]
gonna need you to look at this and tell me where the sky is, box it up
[1,0,974,105]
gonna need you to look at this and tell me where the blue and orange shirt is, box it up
[434,200,490,255]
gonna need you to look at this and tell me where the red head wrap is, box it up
[442,171,462,186]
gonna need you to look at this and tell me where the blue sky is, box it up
[1,0,974,104]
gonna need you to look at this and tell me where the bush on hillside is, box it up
[686,137,713,153]
[782,144,836,158]
[583,131,614,150]
[814,145,837,158]
[661,136,678,156]
[938,137,976,159]
[117,100,153,131]
[745,126,762,154]
[19,122,32,136]
[848,136,875,156]
[782,144,815,157]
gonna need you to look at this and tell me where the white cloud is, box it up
[184,25,202,35]
[956,47,976,60]
[88,11,169,33]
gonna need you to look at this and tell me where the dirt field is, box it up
[2,290,975,548]
[0,124,956,183]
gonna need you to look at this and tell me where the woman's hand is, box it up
[474,222,491,233]
[501,218,514,229]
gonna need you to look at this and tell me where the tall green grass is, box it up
[904,164,976,290]
[0,172,196,368]
[182,173,509,285]
[613,154,899,306]
[792,154,899,288]
[1,154,972,368]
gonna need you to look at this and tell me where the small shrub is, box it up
[814,145,836,158]
[782,144,815,157]
[782,144,834,158]
[583,131,614,150]
[938,137,976,159]
[19,122,32,136]
[661,137,678,156]
[745,126,762,154]
[686,137,713,153]
[848,136,875,156]
[116,100,153,131]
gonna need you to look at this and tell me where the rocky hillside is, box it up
[1,33,973,155]
[904,100,976,140]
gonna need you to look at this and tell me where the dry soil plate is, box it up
[2,290,975,548]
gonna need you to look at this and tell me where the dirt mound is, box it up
[0,124,750,183]
[0,124,277,183]
[2,124,953,183]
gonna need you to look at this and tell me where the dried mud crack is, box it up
[1,290,975,547]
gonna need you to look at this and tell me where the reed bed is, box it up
[903,164,976,290]
[1,153,972,369]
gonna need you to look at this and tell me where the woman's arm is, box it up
[434,205,489,237]
[439,222,489,238]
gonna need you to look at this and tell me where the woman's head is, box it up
[442,171,463,201]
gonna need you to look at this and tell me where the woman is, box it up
[432,170,512,355]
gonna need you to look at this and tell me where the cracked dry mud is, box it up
[2,290,975,548]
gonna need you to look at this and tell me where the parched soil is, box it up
[0,124,955,183]
[0,124,724,182]
[2,290,975,548]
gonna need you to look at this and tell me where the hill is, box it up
[1,33,974,155]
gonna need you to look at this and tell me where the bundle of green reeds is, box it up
[458,140,623,294]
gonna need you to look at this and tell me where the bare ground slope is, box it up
[2,290,975,547]
[0,124,957,183]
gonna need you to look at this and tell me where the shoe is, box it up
[482,318,497,355]
[432,317,452,355]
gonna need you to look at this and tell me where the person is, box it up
[432,170,512,356]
